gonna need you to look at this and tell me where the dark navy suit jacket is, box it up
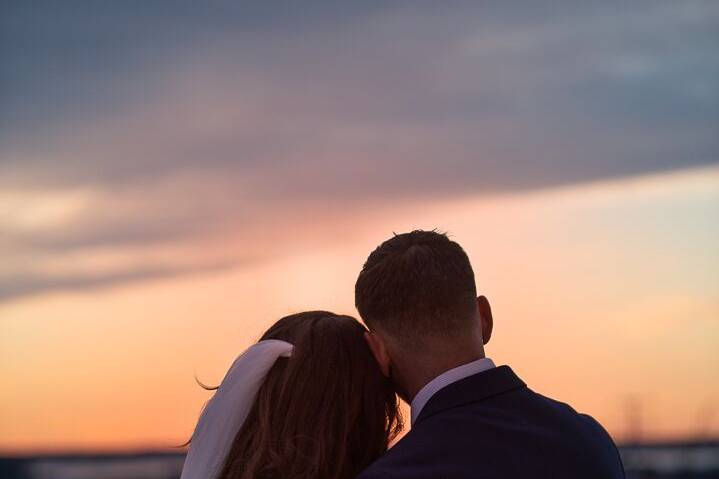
[358,366,625,479]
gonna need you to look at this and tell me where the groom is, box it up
[355,230,625,478]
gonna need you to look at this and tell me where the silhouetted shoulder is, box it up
[358,369,625,479]
[357,427,459,479]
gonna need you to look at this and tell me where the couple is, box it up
[181,230,625,479]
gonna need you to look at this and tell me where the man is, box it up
[355,230,624,478]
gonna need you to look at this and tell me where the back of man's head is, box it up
[355,230,479,350]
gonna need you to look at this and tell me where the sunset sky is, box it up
[1,1,718,452]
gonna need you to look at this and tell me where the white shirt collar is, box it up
[410,357,496,425]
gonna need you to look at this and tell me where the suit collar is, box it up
[414,365,526,425]
[410,357,496,425]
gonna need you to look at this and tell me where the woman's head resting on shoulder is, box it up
[219,310,403,479]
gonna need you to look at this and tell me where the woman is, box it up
[181,311,403,479]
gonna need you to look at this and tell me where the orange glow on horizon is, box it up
[1,166,718,453]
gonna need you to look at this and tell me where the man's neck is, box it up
[396,347,486,403]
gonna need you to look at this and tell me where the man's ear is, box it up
[477,295,494,345]
[364,331,391,377]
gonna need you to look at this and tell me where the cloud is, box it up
[0,261,238,303]
[2,1,717,188]
[0,1,717,301]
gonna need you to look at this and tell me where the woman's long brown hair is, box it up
[203,311,402,479]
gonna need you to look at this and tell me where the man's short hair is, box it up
[355,230,478,346]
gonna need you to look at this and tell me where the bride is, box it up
[181,310,403,479]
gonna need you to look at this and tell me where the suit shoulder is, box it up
[357,464,397,479]
[357,454,406,479]
[357,430,438,479]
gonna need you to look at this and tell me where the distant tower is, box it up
[696,401,717,440]
[624,396,642,443]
